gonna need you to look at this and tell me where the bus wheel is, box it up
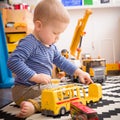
[60,107,66,115]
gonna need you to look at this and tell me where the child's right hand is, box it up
[30,73,51,84]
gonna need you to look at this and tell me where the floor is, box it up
[0,88,13,109]
[0,76,120,120]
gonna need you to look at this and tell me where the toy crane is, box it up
[69,9,106,83]
[55,9,92,80]
[70,9,92,60]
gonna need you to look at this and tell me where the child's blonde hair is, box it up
[33,0,70,25]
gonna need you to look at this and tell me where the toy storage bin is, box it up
[61,0,82,6]
[6,33,26,43]
[84,0,93,5]
[7,43,18,53]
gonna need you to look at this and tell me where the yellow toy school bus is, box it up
[41,83,102,116]
[41,84,86,116]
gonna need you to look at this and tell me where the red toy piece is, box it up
[70,102,99,120]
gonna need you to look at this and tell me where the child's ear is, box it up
[35,20,42,31]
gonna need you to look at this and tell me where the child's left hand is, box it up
[74,68,93,84]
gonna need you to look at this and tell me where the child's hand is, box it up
[30,73,51,84]
[74,68,93,84]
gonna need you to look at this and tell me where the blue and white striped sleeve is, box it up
[7,38,36,82]
[53,46,78,76]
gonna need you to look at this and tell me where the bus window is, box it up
[57,91,63,101]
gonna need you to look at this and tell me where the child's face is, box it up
[37,21,68,46]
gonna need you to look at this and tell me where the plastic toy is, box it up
[58,9,106,83]
[85,83,102,105]
[106,63,120,75]
[41,83,102,116]
[70,102,99,120]
[82,58,107,83]
[70,9,92,59]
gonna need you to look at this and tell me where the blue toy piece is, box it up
[0,12,14,88]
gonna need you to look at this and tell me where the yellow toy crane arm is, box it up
[70,9,92,59]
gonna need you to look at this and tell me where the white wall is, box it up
[55,7,120,63]
[10,0,120,63]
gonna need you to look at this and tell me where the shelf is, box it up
[2,8,33,53]
[65,4,120,10]
[7,43,18,53]
[5,27,27,33]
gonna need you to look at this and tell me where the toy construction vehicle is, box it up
[70,102,99,120]
[55,9,92,80]
[40,83,102,116]
[82,58,107,83]
[62,9,106,83]
[70,9,92,60]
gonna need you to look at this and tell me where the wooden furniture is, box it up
[2,9,33,52]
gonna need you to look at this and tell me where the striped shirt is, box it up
[7,34,77,86]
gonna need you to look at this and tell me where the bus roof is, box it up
[42,84,82,92]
